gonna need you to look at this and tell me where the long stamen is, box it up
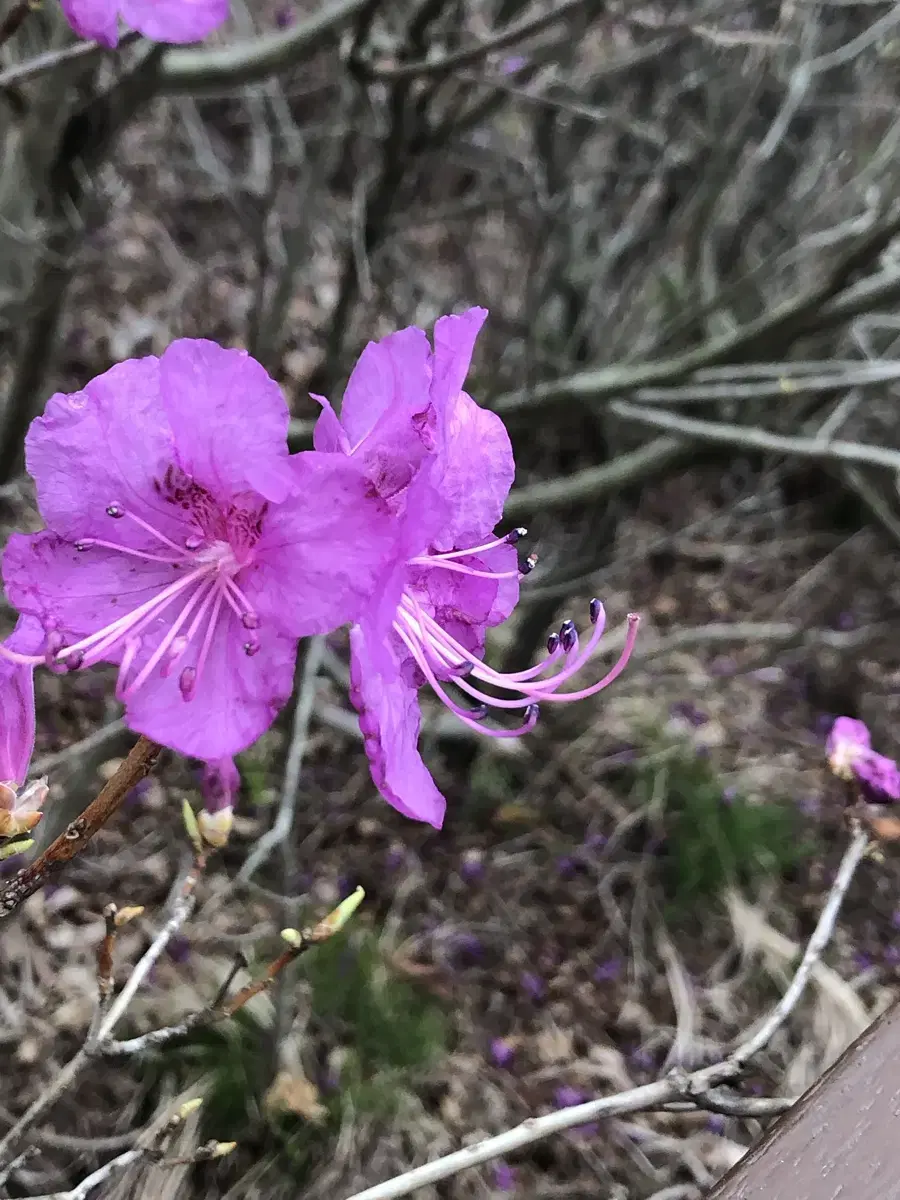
[119,578,217,698]
[189,589,225,696]
[420,528,527,562]
[73,538,184,565]
[115,636,143,701]
[61,565,210,663]
[406,556,522,581]
[116,507,186,554]
[222,578,260,628]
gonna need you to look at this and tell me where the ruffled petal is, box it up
[119,0,229,42]
[3,532,178,644]
[349,621,445,827]
[122,607,295,759]
[311,395,352,454]
[60,0,120,45]
[245,452,397,638]
[431,390,515,548]
[0,616,43,786]
[24,356,189,546]
[339,326,432,449]
[407,543,517,666]
[430,307,487,419]
[160,340,296,505]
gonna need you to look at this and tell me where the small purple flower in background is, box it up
[317,309,639,827]
[275,5,294,27]
[593,957,622,983]
[554,1086,598,1136]
[826,716,900,801]
[520,971,544,1000]
[706,1114,726,1136]
[501,55,527,74]
[460,848,484,880]
[61,0,229,47]
[166,934,191,965]
[492,1161,517,1192]
[1,340,396,766]
[670,700,708,727]
[490,1037,515,1067]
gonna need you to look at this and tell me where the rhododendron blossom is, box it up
[61,0,229,47]
[2,340,395,762]
[827,716,900,801]
[315,308,638,828]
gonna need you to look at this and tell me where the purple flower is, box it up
[2,341,395,764]
[520,971,544,999]
[490,1037,515,1067]
[554,1085,585,1109]
[593,957,622,982]
[316,309,639,827]
[826,716,900,801]
[706,1114,726,1136]
[492,1161,517,1191]
[60,0,229,47]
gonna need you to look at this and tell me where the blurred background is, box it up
[3,1,900,1197]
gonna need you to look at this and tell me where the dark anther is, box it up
[560,621,577,652]
[74,539,91,551]
[519,553,538,575]
[525,703,540,723]
[589,598,602,625]
[106,503,125,518]
[506,527,528,545]
[469,704,489,720]
[546,632,560,655]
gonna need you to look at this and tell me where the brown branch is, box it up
[0,736,161,921]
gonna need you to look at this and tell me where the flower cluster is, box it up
[0,312,637,830]
[826,716,900,802]
[61,0,229,47]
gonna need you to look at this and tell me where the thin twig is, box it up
[0,736,161,920]
[610,401,900,472]
[730,824,870,1067]
[239,636,325,881]
[0,854,200,1167]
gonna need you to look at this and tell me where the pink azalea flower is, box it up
[315,308,639,828]
[826,716,900,801]
[60,0,229,47]
[2,340,395,762]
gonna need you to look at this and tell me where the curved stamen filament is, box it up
[406,556,521,581]
[119,578,217,698]
[426,529,525,561]
[75,538,184,566]
[396,589,639,729]
[61,565,210,663]
[394,621,538,737]
[121,510,186,555]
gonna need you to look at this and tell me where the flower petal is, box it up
[431,389,515,548]
[430,307,487,418]
[60,0,120,45]
[159,340,296,505]
[3,532,178,644]
[119,0,229,42]
[123,609,295,759]
[339,326,432,450]
[245,452,397,637]
[0,616,43,786]
[350,621,445,827]
[24,356,187,545]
